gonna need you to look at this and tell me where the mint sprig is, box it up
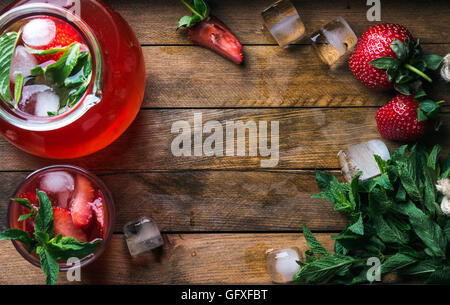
[297,144,450,284]
[370,38,443,95]
[0,189,102,285]
[177,0,210,29]
[30,42,92,112]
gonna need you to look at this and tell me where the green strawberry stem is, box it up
[404,63,432,83]
[181,0,203,19]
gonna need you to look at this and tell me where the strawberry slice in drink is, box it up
[70,175,94,228]
[53,207,88,242]
[91,197,105,236]
[22,16,83,63]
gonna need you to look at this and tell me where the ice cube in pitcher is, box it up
[262,0,306,48]
[310,17,357,67]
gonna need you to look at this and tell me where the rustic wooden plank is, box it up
[143,45,449,108]
[0,233,334,284]
[1,0,447,45]
[0,108,448,171]
[0,170,348,232]
[105,0,450,45]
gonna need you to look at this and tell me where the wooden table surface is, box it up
[0,0,449,284]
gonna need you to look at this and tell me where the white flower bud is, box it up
[441,54,450,82]
[441,196,450,217]
[436,178,450,197]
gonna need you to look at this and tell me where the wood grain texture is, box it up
[106,0,450,45]
[0,233,334,284]
[0,171,348,232]
[143,45,450,108]
[0,108,448,171]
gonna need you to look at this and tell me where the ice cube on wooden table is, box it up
[261,0,306,48]
[310,17,357,67]
[123,216,164,257]
[266,247,303,284]
[338,139,390,182]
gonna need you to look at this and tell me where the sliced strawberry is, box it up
[70,175,94,228]
[177,1,243,64]
[53,207,88,242]
[91,197,105,236]
[188,17,243,64]
[22,16,83,63]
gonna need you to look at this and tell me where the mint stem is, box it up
[181,0,203,19]
[404,64,433,83]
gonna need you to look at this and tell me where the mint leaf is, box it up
[48,236,101,261]
[381,253,418,274]
[30,65,44,76]
[24,45,67,55]
[302,224,330,256]
[394,201,446,257]
[347,213,364,236]
[427,145,441,170]
[44,43,81,86]
[34,231,49,245]
[0,228,35,249]
[14,73,24,106]
[373,215,409,245]
[0,32,19,104]
[18,213,32,221]
[35,190,54,237]
[294,255,354,284]
[442,154,450,178]
[396,155,422,202]
[37,246,59,285]
[11,197,33,210]
[374,154,389,174]
[425,265,450,284]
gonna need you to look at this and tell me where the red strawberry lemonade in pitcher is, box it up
[0,1,145,158]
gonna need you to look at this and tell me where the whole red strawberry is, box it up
[376,94,433,141]
[349,24,443,94]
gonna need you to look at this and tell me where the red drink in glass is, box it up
[0,0,145,158]
[8,165,115,269]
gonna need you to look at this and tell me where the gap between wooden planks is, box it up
[0,170,348,232]
[0,233,334,284]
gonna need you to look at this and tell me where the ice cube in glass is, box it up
[123,216,164,257]
[266,247,302,284]
[261,0,306,48]
[310,17,357,66]
[338,139,390,182]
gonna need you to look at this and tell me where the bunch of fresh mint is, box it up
[0,30,92,114]
[0,190,101,285]
[296,144,450,284]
